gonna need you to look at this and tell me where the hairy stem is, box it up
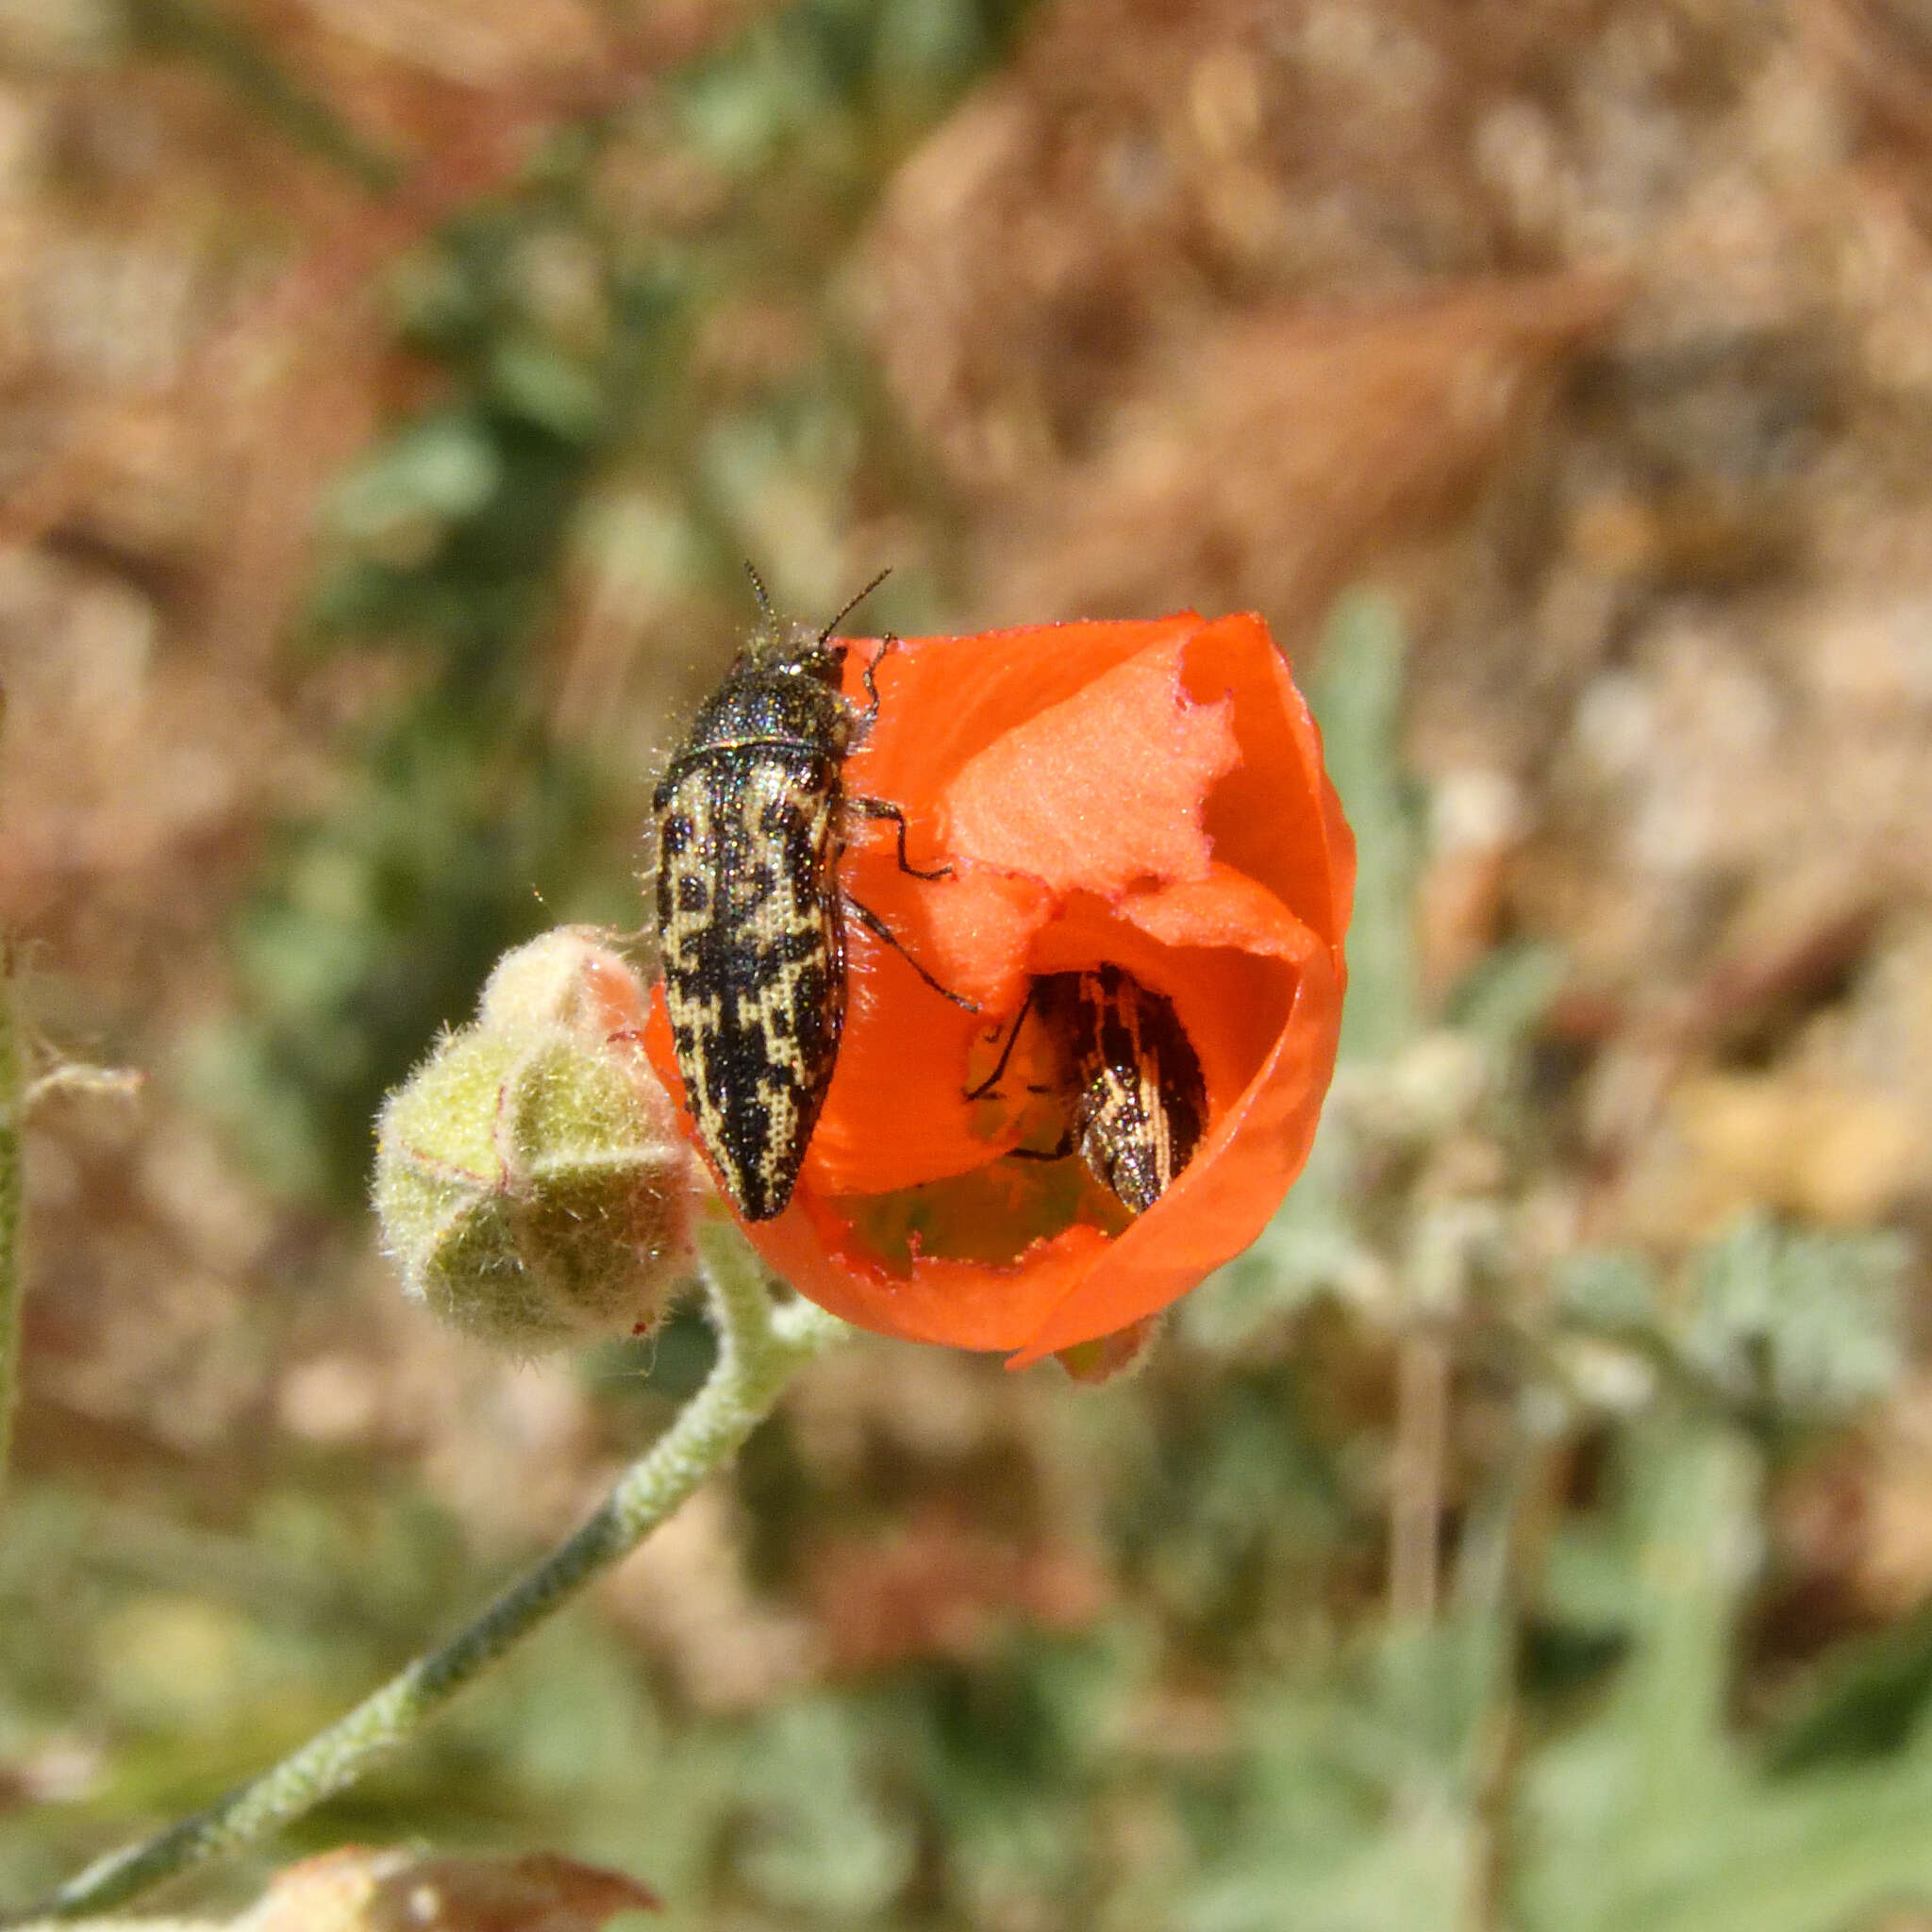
[19,1219,846,1924]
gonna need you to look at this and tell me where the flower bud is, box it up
[375,930,693,1354]
[475,924,651,1041]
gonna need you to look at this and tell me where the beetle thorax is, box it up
[686,652,854,758]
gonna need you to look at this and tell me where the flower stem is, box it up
[18,1219,846,1924]
[0,949,23,1504]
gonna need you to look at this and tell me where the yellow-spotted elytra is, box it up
[973,964,1208,1214]
[652,567,958,1222]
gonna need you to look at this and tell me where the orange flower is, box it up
[646,611,1353,1369]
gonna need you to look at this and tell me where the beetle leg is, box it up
[843,894,976,1010]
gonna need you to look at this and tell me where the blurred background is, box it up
[7,0,1932,1925]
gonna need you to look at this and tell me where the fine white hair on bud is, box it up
[475,924,654,1039]
[374,928,695,1355]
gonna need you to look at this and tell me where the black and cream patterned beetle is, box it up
[1038,966,1208,1214]
[972,963,1209,1215]
[652,568,954,1222]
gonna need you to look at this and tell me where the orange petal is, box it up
[1182,612,1356,963]
[842,614,1208,824]
[937,640,1239,894]
[749,1198,1117,1353]
[840,853,1051,1017]
[800,914,1005,1194]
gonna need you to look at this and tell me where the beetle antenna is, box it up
[818,567,891,645]
[743,560,777,631]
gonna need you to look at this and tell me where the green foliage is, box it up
[1515,1422,1932,1932]
[1185,1621,1497,1932]
[1680,1214,1906,1432]
[1111,1361,1349,1654]
[1175,1413,1932,1932]
[736,1696,914,1916]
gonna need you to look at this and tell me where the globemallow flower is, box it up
[644,611,1354,1370]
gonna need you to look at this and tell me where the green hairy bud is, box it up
[375,928,694,1354]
